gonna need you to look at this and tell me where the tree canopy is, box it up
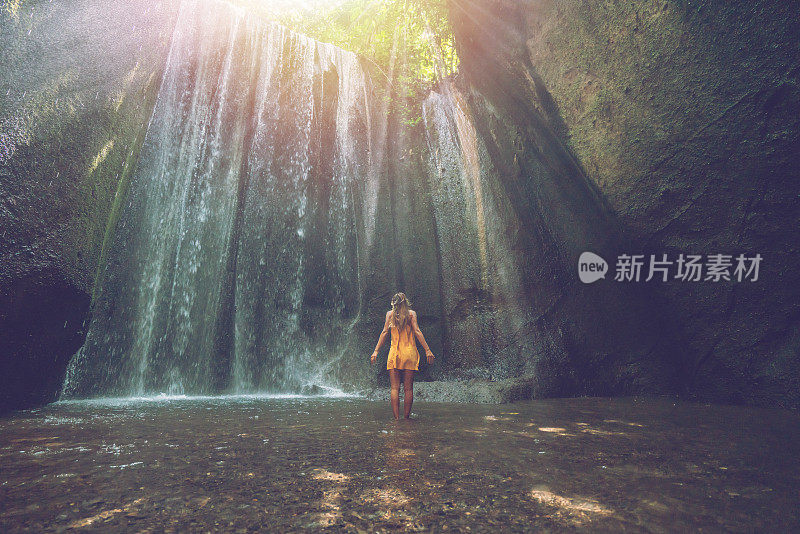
[241,0,458,101]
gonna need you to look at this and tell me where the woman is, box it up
[371,292,435,419]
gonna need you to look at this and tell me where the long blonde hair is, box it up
[391,292,411,331]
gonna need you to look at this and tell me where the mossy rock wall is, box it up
[0,0,181,412]
[450,0,800,408]
[3,0,798,410]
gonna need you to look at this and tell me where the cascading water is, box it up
[59,0,632,403]
[62,0,376,398]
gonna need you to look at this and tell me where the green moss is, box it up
[86,71,163,303]
[527,0,798,197]
[91,113,149,303]
[2,0,172,302]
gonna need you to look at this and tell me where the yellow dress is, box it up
[386,320,420,371]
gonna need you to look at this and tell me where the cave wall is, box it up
[0,0,181,411]
[2,0,798,410]
[450,0,800,408]
[419,75,679,395]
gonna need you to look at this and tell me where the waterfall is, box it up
[62,0,375,398]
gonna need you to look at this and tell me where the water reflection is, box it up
[0,397,798,532]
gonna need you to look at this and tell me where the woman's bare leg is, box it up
[389,369,400,420]
[403,370,414,419]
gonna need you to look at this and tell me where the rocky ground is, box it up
[1,395,798,532]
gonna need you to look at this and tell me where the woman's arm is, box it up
[371,311,391,364]
[411,311,435,364]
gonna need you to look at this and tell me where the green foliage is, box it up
[241,0,458,101]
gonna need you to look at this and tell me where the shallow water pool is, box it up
[1,395,798,532]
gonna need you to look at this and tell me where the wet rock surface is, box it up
[0,0,181,412]
[1,396,798,532]
[449,0,800,408]
[2,0,799,414]
[56,0,675,404]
